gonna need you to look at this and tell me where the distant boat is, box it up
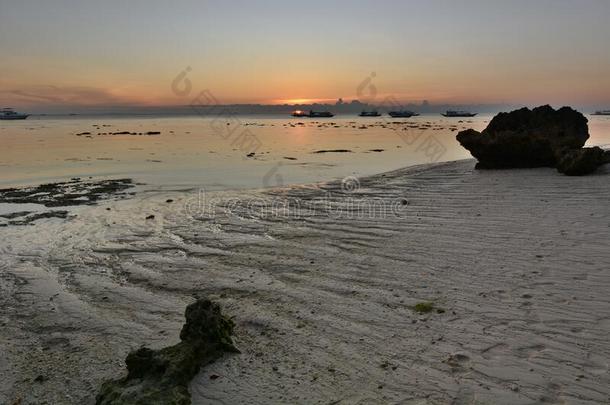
[593,110,610,116]
[292,110,309,117]
[359,111,381,117]
[388,110,418,118]
[309,110,334,118]
[0,108,29,120]
[292,110,334,118]
[442,110,477,117]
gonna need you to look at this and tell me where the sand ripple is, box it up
[1,160,609,404]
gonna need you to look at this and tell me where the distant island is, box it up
[23,99,515,116]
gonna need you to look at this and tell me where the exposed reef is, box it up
[0,210,69,226]
[312,149,353,154]
[556,147,610,176]
[456,105,608,175]
[96,299,238,405]
[0,178,134,207]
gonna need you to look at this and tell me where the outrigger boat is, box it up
[292,110,308,117]
[292,110,334,118]
[359,111,381,117]
[0,108,29,120]
[388,110,419,118]
[442,110,477,117]
[309,111,334,118]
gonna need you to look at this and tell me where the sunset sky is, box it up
[1,0,610,110]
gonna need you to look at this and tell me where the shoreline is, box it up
[3,113,610,192]
[1,159,610,404]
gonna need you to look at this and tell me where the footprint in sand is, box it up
[450,385,476,405]
[445,352,472,374]
[584,353,608,376]
[515,344,546,361]
[598,317,610,329]
[481,342,510,360]
[538,381,567,404]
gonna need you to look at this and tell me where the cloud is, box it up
[0,85,130,107]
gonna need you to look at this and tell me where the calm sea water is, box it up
[1,114,609,190]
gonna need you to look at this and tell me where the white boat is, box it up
[0,108,29,120]
[291,110,334,118]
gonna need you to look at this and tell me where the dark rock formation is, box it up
[556,147,609,176]
[456,105,608,175]
[96,299,238,405]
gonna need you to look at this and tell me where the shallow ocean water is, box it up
[2,113,608,190]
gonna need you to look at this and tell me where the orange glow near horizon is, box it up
[273,98,337,105]
[2,2,610,111]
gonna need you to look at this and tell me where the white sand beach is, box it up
[1,159,609,404]
[5,1,610,403]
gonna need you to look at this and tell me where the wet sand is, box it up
[1,159,610,404]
